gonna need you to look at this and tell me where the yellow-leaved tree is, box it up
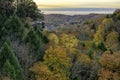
[47,33,59,44]
[29,62,53,80]
[102,18,114,27]
[93,25,104,45]
[30,46,72,80]
[71,53,92,80]
[105,31,119,51]
[44,46,72,80]
[98,51,120,80]
[102,18,114,31]
[59,34,78,54]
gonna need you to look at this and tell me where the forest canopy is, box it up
[0,0,120,80]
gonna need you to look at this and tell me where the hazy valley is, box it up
[0,0,120,80]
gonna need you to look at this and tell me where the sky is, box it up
[33,0,120,8]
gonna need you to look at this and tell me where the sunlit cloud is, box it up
[33,0,120,8]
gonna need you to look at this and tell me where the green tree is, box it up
[116,13,120,20]
[0,41,23,80]
[87,49,94,59]
[0,13,7,26]
[113,9,120,20]
[34,27,49,43]
[23,28,45,61]
[17,0,44,20]
[3,60,16,80]
[97,42,107,51]
[24,28,43,51]
[0,14,7,39]
[0,0,15,16]
[4,16,24,37]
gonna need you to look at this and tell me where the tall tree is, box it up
[17,0,44,20]
[0,41,23,80]
[44,46,72,80]
[105,31,119,51]
[0,0,15,16]
[93,25,104,45]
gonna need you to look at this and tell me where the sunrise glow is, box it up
[33,0,120,8]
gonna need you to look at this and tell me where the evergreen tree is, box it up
[0,13,7,27]
[17,0,44,20]
[23,28,45,60]
[34,27,49,43]
[87,49,94,59]
[0,13,7,39]
[4,16,24,37]
[0,41,23,80]
[3,60,16,80]
[97,42,107,51]
[24,28,43,50]
[116,13,120,20]
[0,0,15,16]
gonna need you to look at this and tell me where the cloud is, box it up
[34,0,120,8]
[38,4,62,8]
